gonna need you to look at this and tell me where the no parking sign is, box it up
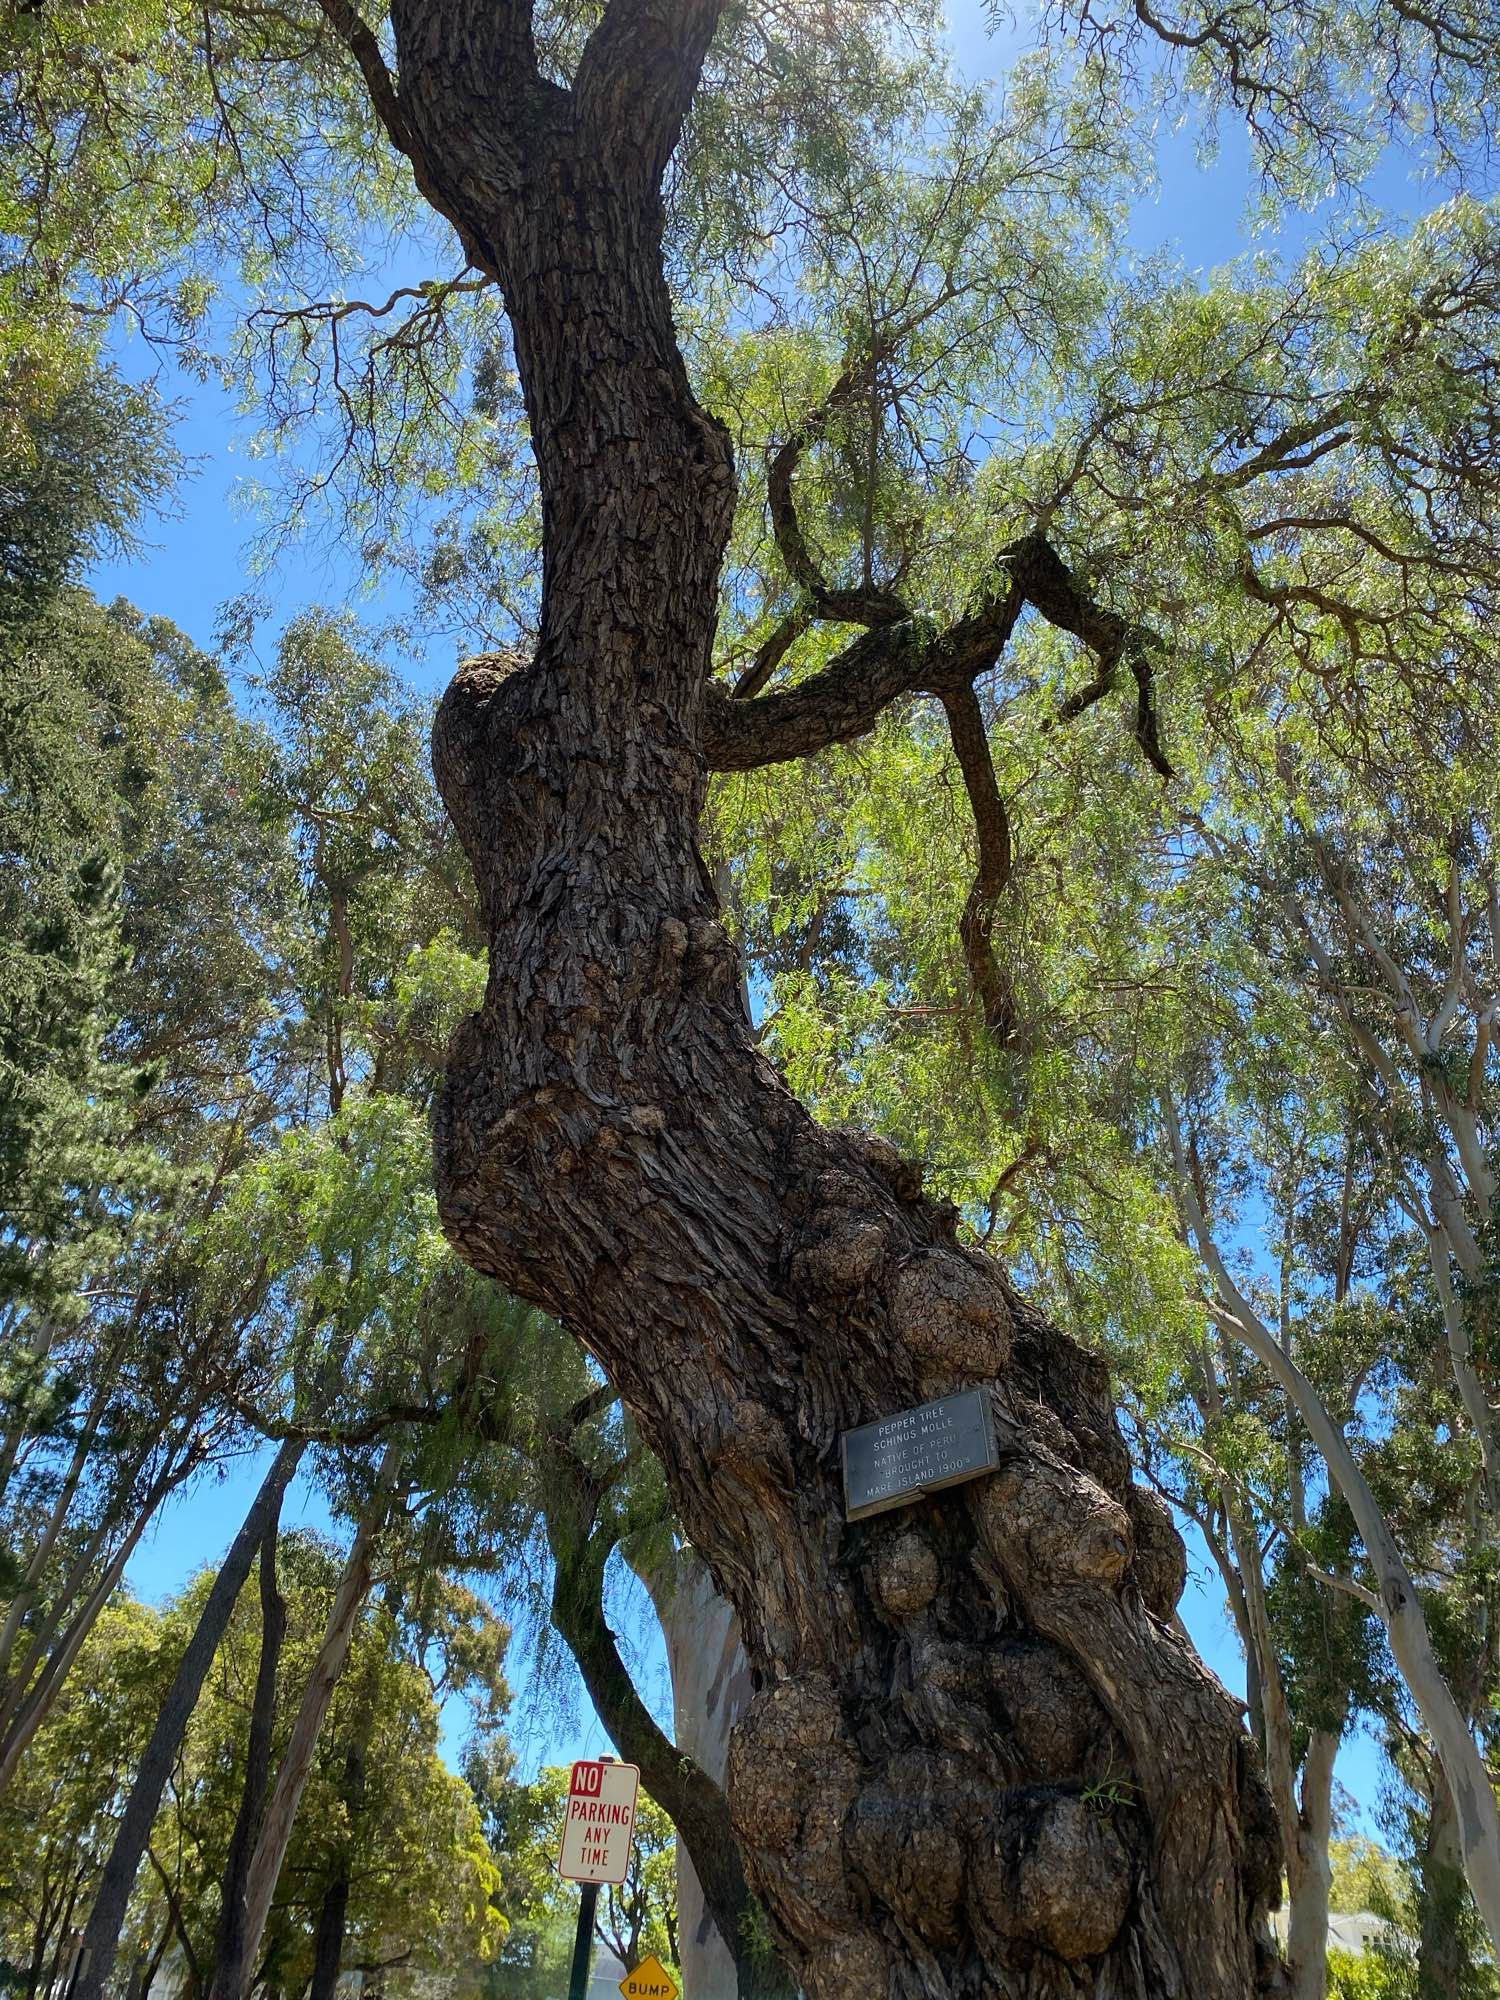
[557,1757,641,1885]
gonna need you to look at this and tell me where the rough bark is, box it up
[318,0,1293,1989]
[73,1437,305,2000]
[208,1510,288,2000]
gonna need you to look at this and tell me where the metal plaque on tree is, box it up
[841,1388,1001,1521]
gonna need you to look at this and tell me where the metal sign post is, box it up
[557,1756,642,2000]
[567,1882,601,2000]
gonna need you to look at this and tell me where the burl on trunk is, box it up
[340,0,1291,1989]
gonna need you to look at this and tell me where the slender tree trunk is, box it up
[1170,1101,1500,1961]
[0,1349,123,1685]
[208,1507,289,2000]
[302,1587,391,2000]
[650,1556,759,2000]
[0,1317,62,1506]
[72,1438,305,2000]
[0,1445,198,1794]
[305,1876,350,2000]
[550,1512,791,2000]
[21,1898,53,2000]
[1418,1765,1469,2000]
[39,1887,78,2000]
[231,1442,401,2000]
[1285,1728,1339,2000]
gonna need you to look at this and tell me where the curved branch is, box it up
[313,0,418,159]
[939,685,1018,1045]
[765,361,909,628]
[730,605,810,701]
[542,1435,794,2000]
[706,531,1172,779]
[704,620,936,770]
[1005,536,1174,775]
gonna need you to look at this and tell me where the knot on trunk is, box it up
[729,1685,861,1951]
[867,1527,939,1620]
[972,1788,1134,1962]
[1124,1485,1188,1620]
[708,1398,796,1505]
[974,1457,1133,1592]
[728,1679,859,1908]
[845,1782,964,1942]
[1236,1740,1285,1911]
[902,1636,995,1752]
[431,646,534,859]
[837,1129,925,1203]
[891,1250,1012,1381]
[790,1211,888,1298]
[987,1636,1118,1781]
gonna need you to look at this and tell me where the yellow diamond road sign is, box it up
[619,1956,678,2000]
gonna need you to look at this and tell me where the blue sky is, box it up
[85,0,1439,1824]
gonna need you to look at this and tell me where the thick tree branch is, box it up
[705,531,1173,778]
[705,620,940,769]
[574,0,727,185]
[386,0,566,228]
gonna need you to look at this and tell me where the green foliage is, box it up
[1327,1945,1406,2000]
[0,1599,169,1994]
[6,0,1500,1989]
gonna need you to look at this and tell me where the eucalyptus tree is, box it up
[11,0,1500,1992]
[1153,731,1500,1982]
[0,1600,163,2000]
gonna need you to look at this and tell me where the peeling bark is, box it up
[1285,1728,1338,2000]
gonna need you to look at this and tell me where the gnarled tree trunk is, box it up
[345,0,1291,1990]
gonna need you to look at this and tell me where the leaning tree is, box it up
[12,0,1500,1987]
